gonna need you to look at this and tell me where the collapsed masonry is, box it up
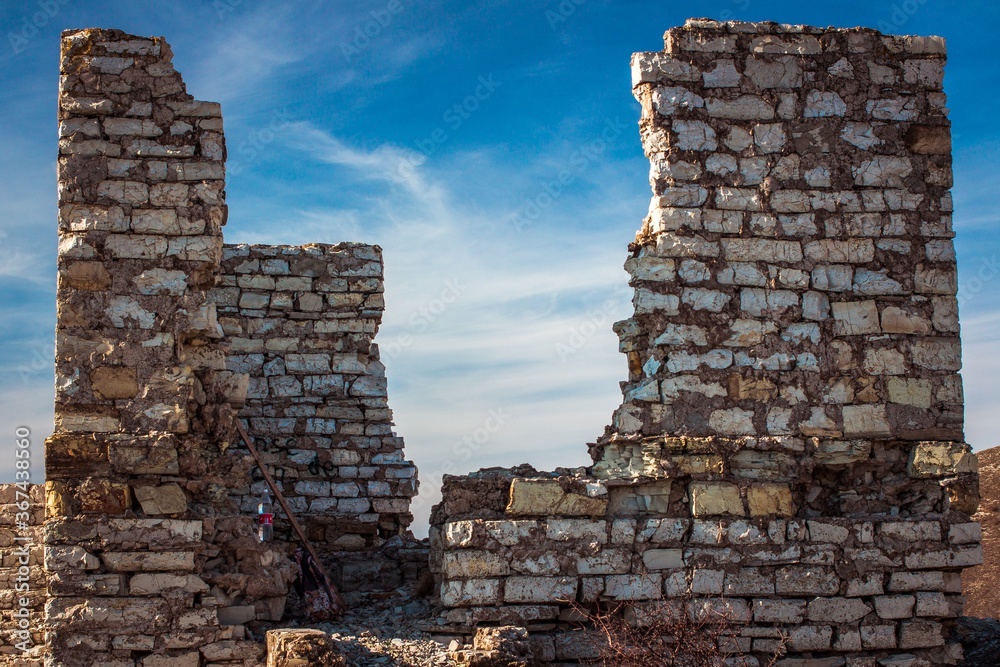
[217,244,420,577]
[430,19,982,666]
[26,28,418,667]
[0,17,986,667]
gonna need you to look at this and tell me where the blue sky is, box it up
[0,0,997,534]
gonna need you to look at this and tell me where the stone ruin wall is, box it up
[216,242,419,586]
[49,27,278,667]
[606,18,968,510]
[18,28,418,667]
[430,19,982,667]
[0,17,987,667]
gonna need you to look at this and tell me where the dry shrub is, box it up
[570,596,786,667]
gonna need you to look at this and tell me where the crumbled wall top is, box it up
[217,242,418,552]
[595,18,968,515]
[43,28,417,667]
[430,19,980,667]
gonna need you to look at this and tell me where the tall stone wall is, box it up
[430,20,981,667]
[47,28,416,666]
[603,18,967,509]
[50,27,248,667]
[215,243,417,553]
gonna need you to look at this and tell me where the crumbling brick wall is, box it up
[430,19,981,666]
[46,28,416,666]
[50,27,271,667]
[216,243,417,553]
[605,19,967,502]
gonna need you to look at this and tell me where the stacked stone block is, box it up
[45,28,419,665]
[600,19,971,514]
[215,243,417,551]
[432,472,980,664]
[0,485,43,667]
[431,20,981,666]
[49,29,283,666]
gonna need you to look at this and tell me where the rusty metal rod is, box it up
[236,419,346,618]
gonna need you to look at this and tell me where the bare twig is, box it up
[570,595,786,667]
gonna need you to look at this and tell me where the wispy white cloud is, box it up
[182,5,308,106]
[223,120,634,533]
[0,246,47,283]
[283,120,440,199]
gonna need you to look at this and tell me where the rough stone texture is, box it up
[617,22,964,452]
[50,28,247,667]
[44,28,417,666]
[430,19,979,667]
[964,444,998,618]
[451,626,534,666]
[217,243,417,555]
[265,629,346,667]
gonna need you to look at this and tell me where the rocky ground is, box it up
[288,585,459,666]
[951,444,1000,666]
[955,616,1000,667]
[275,581,1000,667]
